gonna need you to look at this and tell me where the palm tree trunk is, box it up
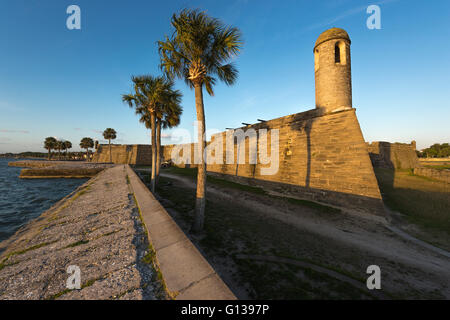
[192,83,207,233]
[150,111,157,193]
[109,139,112,163]
[156,118,162,185]
[48,148,51,160]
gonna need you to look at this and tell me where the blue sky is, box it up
[1,0,449,152]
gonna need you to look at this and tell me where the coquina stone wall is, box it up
[413,167,450,184]
[92,144,152,165]
[164,108,385,215]
[367,141,419,169]
[93,109,385,215]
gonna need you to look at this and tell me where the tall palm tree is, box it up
[122,75,178,193]
[158,8,242,232]
[44,137,57,160]
[63,141,72,159]
[103,128,117,163]
[55,140,64,159]
[80,137,94,162]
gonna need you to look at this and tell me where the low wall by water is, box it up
[413,167,450,184]
[0,165,234,300]
[9,160,114,179]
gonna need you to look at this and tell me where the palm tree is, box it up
[55,140,64,159]
[158,8,242,232]
[103,128,117,163]
[63,141,72,159]
[44,137,57,160]
[122,75,177,193]
[135,93,183,184]
[80,137,94,161]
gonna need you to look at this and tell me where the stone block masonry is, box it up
[164,108,385,216]
[92,144,152,165]
[413,167,450,184]
[367,141,419,169]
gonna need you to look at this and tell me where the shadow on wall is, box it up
[153,108,386,216]
[367,141,419,170]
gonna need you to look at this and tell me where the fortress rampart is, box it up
[367,141,419,169]
[162,108,385,215]
[92,144,152,165]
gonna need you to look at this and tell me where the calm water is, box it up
[0,158,87,242]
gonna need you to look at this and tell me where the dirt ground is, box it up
[134,167,450,300]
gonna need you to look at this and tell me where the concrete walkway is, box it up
[126,165,236,300]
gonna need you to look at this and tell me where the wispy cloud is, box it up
[302,0,401,32]
[74,128,82,131]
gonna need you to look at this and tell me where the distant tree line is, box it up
[417,143,450,158]
[0,152,47,158]
[42,130,117,162]
[44,137,73,160]
[44,137,95,161]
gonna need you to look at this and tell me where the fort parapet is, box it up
[367,141,419,169]
[92,144,152,165]
[162,108,385,215]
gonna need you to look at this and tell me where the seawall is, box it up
[9,160,114,179]
[0,165,234,300]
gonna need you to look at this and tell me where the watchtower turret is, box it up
[314,28,352,112]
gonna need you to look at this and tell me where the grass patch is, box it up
[424,164,450,171]
[65,239,89,248]
[46,288,71,300]
[3,241,56,260]
[0,241,56,271]
[163,167,339,214]
[155,175,372,299]
[374,168,450,235]
[46,277,102,300]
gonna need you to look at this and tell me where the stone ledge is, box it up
[125,165,236,300]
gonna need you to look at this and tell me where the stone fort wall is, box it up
[163,108,385,215]
[92,109,387,215]
[367,141,419,169]
[92,144,152,165]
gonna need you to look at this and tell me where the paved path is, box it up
[0,165,164,300]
